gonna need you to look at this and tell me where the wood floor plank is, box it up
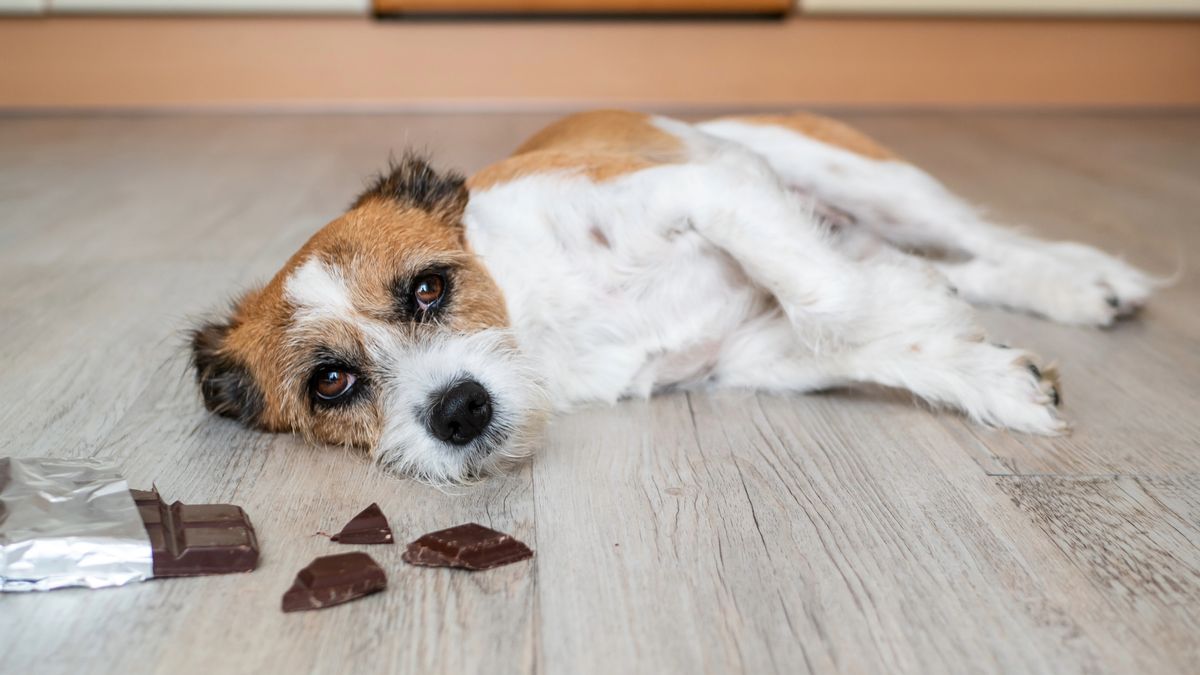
[728,392,1117,674]
[533,388,1200,674]
[532,394,802,674]
[912,407,1200,675]
[0,262,246,459]
[996,475,1200,672]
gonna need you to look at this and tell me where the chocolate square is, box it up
[282,552,387,612]
[402,523,533,571]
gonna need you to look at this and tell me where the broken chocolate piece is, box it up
[402,523,533,570]
[131,488,259,577]
[282,552,386,613]
[330,503,393,544]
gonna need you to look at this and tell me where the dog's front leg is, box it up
[652,164,1066,434]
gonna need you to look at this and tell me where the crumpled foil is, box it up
[0,457,152,592]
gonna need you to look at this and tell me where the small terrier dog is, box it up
[191,111,1156,484]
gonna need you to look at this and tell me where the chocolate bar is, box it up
[131,489,259,577]
[402,523,533,570]
[282,552,387,613]
[330,503,393,544]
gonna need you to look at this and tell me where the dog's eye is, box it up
[413,273,446,310]
[312,368,356,401]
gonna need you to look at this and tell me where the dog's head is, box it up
[191,155,547,484]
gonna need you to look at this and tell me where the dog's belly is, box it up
[538,231,768,406]
[466,197,770,408]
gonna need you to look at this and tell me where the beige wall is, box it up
[1,17,1198,110]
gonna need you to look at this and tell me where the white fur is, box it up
[370,329,548,485]
[284,256,356,323]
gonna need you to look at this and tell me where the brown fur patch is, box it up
[716,112,897,161]
[514,110,682,159]
[468,150,663,192]
[469,110,685,191]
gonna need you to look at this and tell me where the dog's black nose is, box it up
[428,380,493,445]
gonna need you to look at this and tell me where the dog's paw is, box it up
[1032,276,1131,327]
[1009,242,1156,327]
[942,240,1160,328]
[960,346,1067,435]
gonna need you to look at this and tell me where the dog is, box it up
[190,110,1157,484]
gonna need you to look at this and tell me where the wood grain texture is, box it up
[0,112,1198,674]
[1,18,1199,109]
[997,475,1200,672]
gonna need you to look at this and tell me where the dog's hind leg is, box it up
[639,160,1064,434]
[696,114,1159,327]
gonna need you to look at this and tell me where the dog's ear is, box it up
[190,315,264,427]
[353,152,468,225]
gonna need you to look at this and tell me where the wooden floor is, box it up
[0,112,1198,675]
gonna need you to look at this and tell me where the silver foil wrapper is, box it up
[0,457,153,592]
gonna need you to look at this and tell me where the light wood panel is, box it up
[0,18,1198,109]
[0,112,1198,674]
